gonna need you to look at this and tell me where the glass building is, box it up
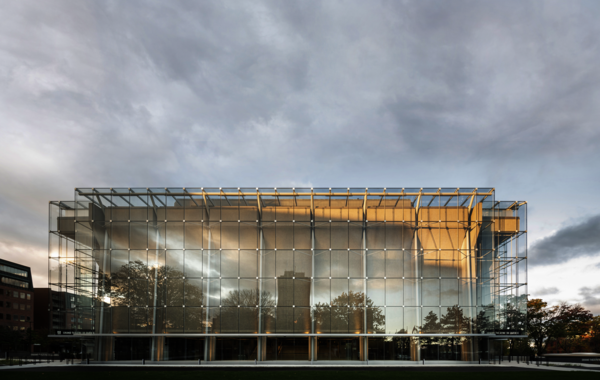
[48,187,527,362]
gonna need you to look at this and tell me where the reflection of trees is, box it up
[107,260,204,331]
[441,306,472,334]
[500,294,527,334]
[314,291,384,333]
[218,289,276,331]
[221,289,276,308]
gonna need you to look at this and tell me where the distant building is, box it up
[0,259,34,332]
[48,187,528,362]
[33,288,69,333]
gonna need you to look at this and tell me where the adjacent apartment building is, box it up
[0,259,34,332]
[48,187,527,362]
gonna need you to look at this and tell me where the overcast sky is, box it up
[1,0,600,314]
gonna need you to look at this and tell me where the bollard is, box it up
[479,358,481,365]
[422,359,425,365]
[198,359,201,365]
[87,358,90,365]
[142,358,145,365]
[255,359,257,365]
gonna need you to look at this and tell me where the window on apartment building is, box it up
[0,313,3,319]
[0,289,4,295]
[20,315,25,322]
[6,314,10,320]
[13,303,18,309]
[6,302,10,308]
[20,292,25,299]
[26,305,31,310]
[26,294,31,301]
[20,304,25,310]
[0,301,3,307]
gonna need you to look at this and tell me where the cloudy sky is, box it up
[1,0,600,314]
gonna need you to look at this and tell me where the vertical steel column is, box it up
[310,209,316,361]
[204,219,212,361]
[411,202,421,361]
[362,192,368,360]
[149,194,161,361]
[257,214,264,361]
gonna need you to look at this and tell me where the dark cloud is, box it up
[579,286,600,307]
[533,287,560,297]
[529,214,600,266]
[1,0,600,286]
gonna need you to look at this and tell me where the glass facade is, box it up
[48,187,527,362]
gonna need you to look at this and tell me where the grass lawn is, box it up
[0,370,597,380]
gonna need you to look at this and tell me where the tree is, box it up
[547,302,593,353]
[526,298,594,355]
[527,298,549,355]
[584,316,600,352]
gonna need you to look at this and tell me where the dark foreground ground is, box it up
[1,367,597,380]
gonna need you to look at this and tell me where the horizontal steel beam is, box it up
[48,333,523,338]
[76,191,494,197]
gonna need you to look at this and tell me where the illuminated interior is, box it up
[48,187,527,361]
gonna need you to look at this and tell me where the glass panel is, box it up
[349,250,363,277]
[276,250,293,277]
[240,222,257,249]
[367,306,384,333]
[294,250,311,277]
[404,279,418,306]
[386,307,404,334]
[185,279,203,306]
[221,222,238,249]
[367,279,385,306]
[185,222,203,249]
[386,250,403,277]
[256,250,274,279]
[130,223,148,249]
[386,279,403,306]
[220,307,238,333]
[367,250,385,277]
[166,307,184,332]
[239,307,258,333]
[404,250,418,278]
[184,250,202,278]
[240,250,258,278]
[166,222,184,249]
[331,279,348,305]
[204,250,220,278]
[276,222,293,249]
[441,279,459,306]
[221,279,238,306]
[314,250,330,278]
[331,250,348,278]
[422,279,440,306]
[221,250,238,278]
[293,224,311,250]
[184,307,205,333]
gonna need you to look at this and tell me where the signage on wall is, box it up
[495,330,522,335]
[55,330,95,335]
